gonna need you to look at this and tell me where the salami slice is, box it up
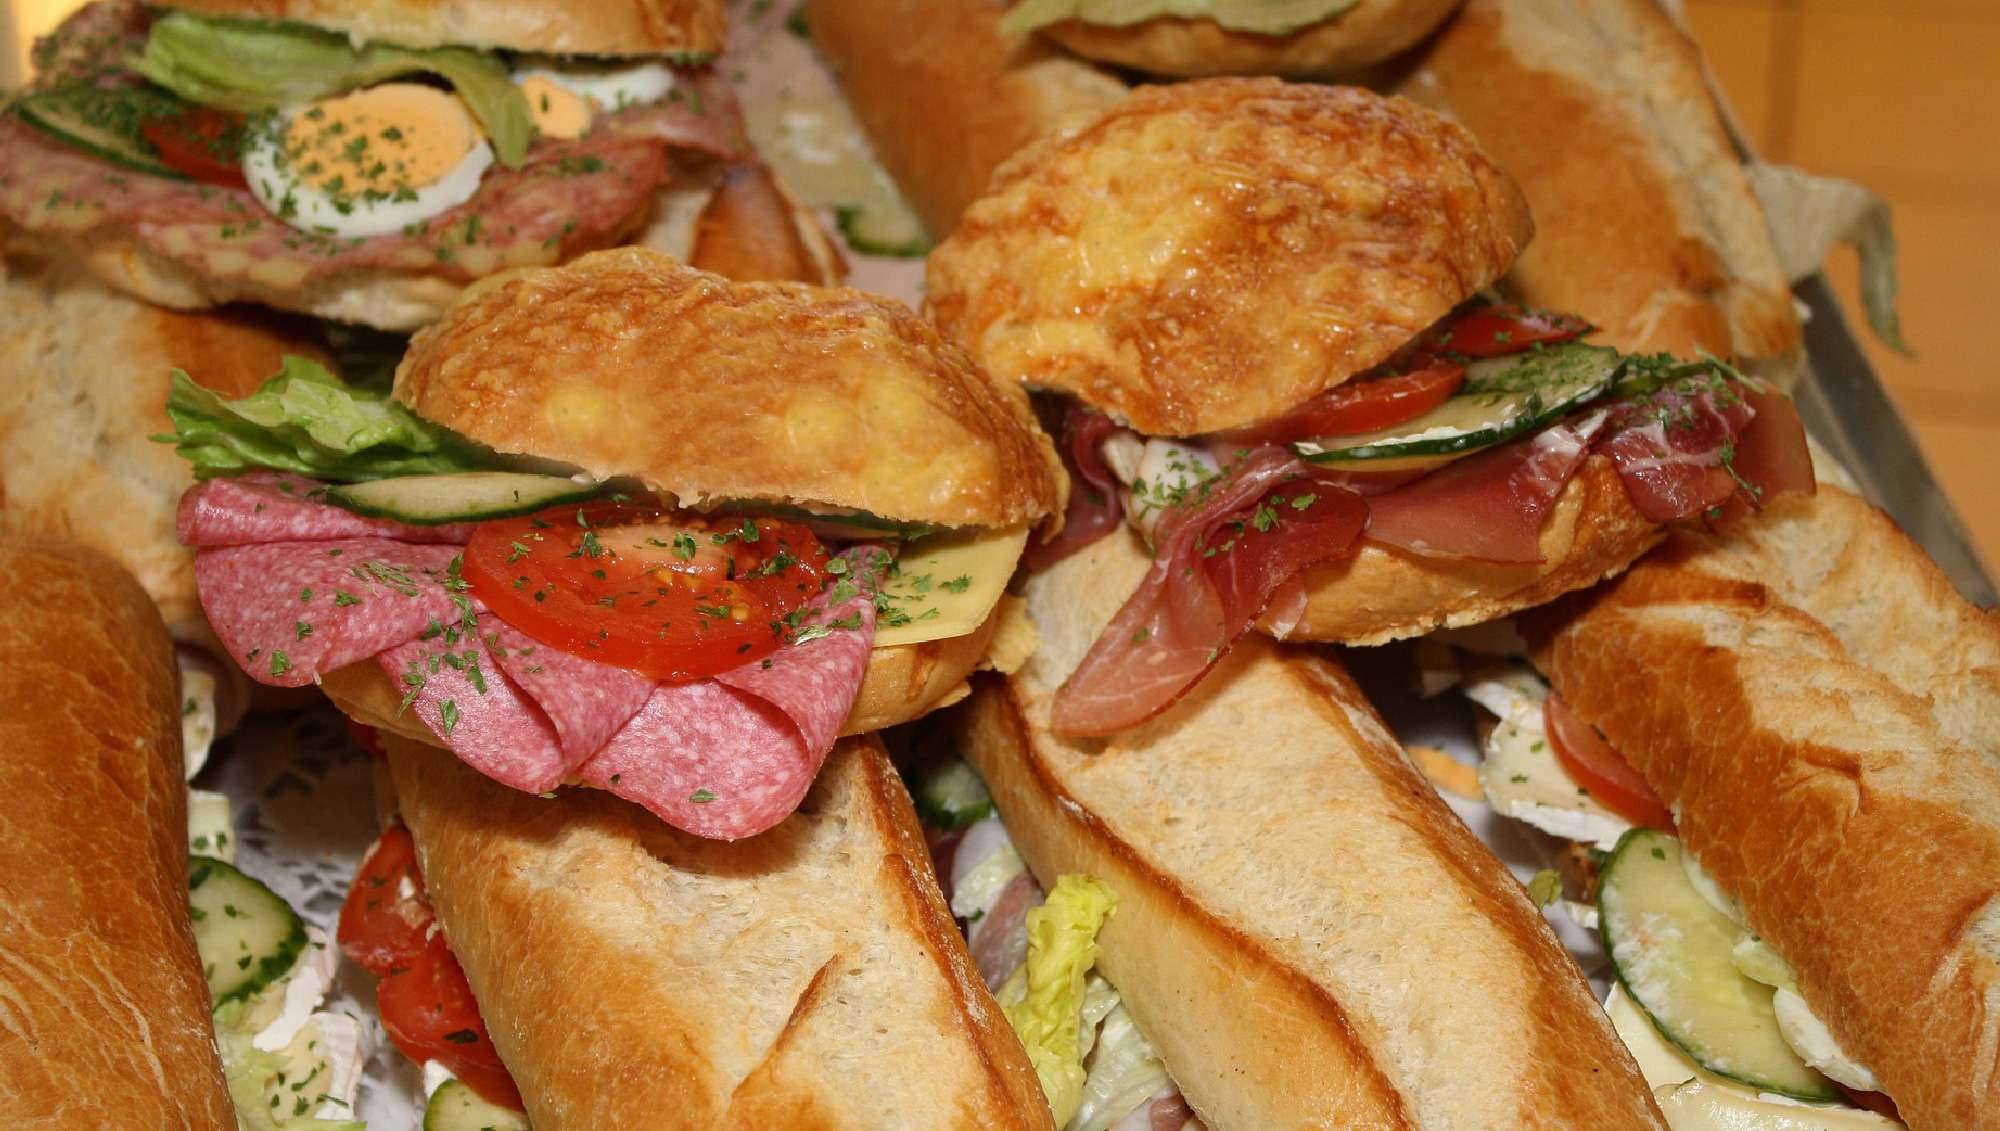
[483,619,653,772]
[377,619,568,794]
[178,473,474,547]
[195,540,473,687]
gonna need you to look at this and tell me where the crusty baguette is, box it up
[803,0,1128,239]
[688,162,847,286]
[955,528,1666,1129]
[0,535,233,1128]
[1263,455,1662,644]
[1399,0,1802,372]
[321,600,1005,746]
[1032,0,1462,78]
[157,0,726,57]
[1527,500,2000,1131]
[381,730,1053,1129]
[395,247,1063,531]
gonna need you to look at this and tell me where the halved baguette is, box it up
[955,528,1666,1129]
[1527,487,2000,1131]
[381,729,1052,1129]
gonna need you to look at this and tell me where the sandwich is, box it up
[1,0,747,328]
[924,78,1813,736]
[162,246,1061,840]
[1440,484,2000,1131]
[922,526,1672,1129]
[0,532,365,1130]
[997,0,1463,78]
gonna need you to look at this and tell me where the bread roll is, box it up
[1029,0,1463,77]
[803,0,1128,238]
[926,79,1532,438]
[395,247,1063,530]
[382,731,1053,1129]
[0,535,233,1128]
[156,0,726,57]
[955,528,1667,1129]
[1401,0,1801,370]
[1528,491,2000,1131]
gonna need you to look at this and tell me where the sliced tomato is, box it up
[345,719,386,760]
[1412,303,1594,361]
[463,502,830,683]
[1222,362,1465,443]
[337,825,434,976]
[139,107,248,189]
[376,936,523,1110]
[1543,693,1674,830]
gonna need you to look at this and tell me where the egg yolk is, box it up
[282,84,480,202]
[520,75,592,140]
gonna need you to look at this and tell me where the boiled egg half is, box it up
[243,83,493,240]
[512,58,677,140]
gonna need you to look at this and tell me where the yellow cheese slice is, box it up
[872,527,1029,649]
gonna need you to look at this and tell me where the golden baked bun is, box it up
[156,0,725,56]
[1033,0,1463,77]
[397,248,1063,529]
[925,79,1532,437]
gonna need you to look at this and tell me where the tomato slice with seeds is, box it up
[463,502,830,682]
[1543,692,1674,830]
[377,936,523,1110]
[1411,302,1594,361]
[337,825,433,977]
[140,107,248,189]
[1222,362,1465,443]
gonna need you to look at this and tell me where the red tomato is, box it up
[1413,303,1593,361]
[376,937,523,1110]
[139,108,248,189]
[1543,693,1674,830]
[337,826,434,977]
[345,719,386,760]
[1225,363,1465,443]
[463,502,831,682]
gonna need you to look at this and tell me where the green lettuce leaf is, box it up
[134,12,533,166]
[215,1007,366,1131]
[1000,0,1358,37]
[998,874,1118,1127]
[159,356,492,481]
[1747,163,1911,357]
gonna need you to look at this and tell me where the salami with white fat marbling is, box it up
[483,619,653,771]
[178,472,475,547]
[377,617,569,794]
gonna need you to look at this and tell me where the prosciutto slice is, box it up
[1023,405,1126,571]
[377,618,569,794]
[178,472,474,547]
[195,539,473,687]
[1051,448,1366,737]
[1365,414,1606,563]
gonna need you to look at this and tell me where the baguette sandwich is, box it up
[1,0,753,328]
[1441,485,2000,1130]
[929,520,1670,1129]
[924,78,1812,736]
[0,533,368,1129]
[997,0,1463,78]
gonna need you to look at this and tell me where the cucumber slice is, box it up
[1295,342,1620,463]
[836,197,930,258]
[189,854,308,1008]
[325,472,598,525]
[912,758,995,830]
[15,86,186,179]
[424,1079,530,1131]
[714,500,945,542]
[1598,829,1839,1101]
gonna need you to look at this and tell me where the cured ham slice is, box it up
[1023,405,1126,571]
[196,539,473,687]
[1365,414,1605,563]
[178,472,474,547]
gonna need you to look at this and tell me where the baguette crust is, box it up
[956,529,1665,1129]
[396,248,1063,529]
[1264,456,1662,644]
[383,731,1052,1129]
[1038,0,1462,77]
[1402,0,1801,367]
[804,0,1128,239]
[157,0,725,56]
[1528,499,2000,1131]
[0,535,233,1128]
[321,604,1004,748]
[0,255,329,644]
[926,79,1532,436]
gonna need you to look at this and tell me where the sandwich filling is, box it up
[1,2,737,318]
[1032,301,1814,736]
[165,360,1019,840]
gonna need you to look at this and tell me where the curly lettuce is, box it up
[1001,0,1359,37]
[158,356,491,481]
[134,12,532,166]
[998,874,1118,1126]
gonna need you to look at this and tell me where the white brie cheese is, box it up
[179,664,218,780]
[1465,665,1631,850]
[187,788,235,863]
[254,926,339,1053]
[423,1058,460,1100]
[1773,988,1880,1093]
